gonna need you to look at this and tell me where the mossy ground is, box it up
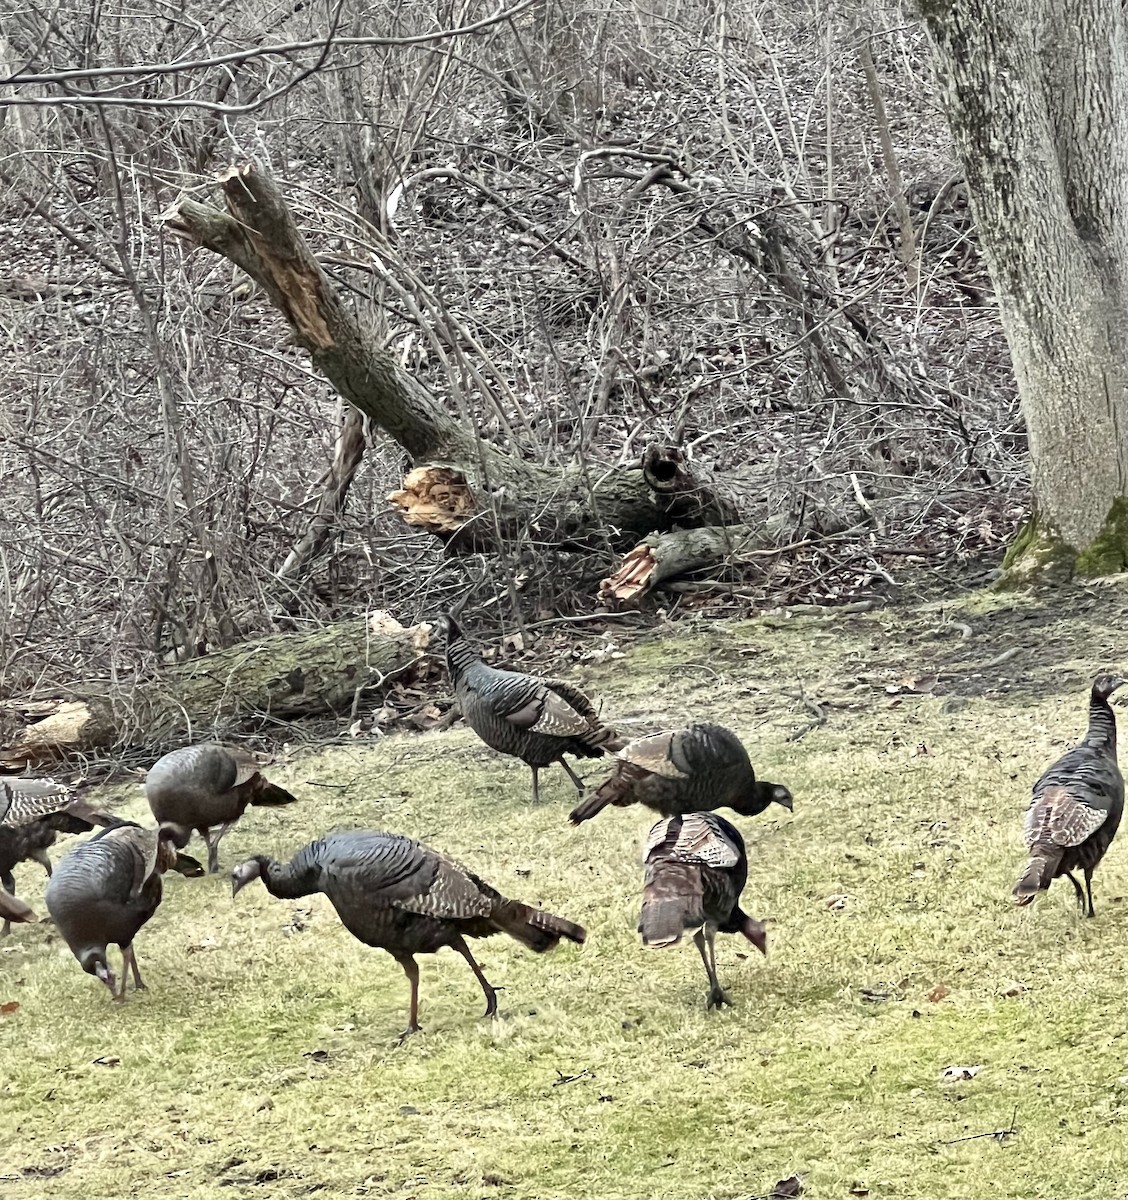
[1,583,1126,1199]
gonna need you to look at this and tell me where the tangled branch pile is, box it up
[1,0,1022,703]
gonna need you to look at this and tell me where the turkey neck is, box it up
[445,635,482,686]
[259,858,318,900]
[1084,687,1118,754]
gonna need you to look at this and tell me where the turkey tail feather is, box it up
[569,773,626,825]
[252,782,300,807]
[639,862,703,947]
[495,901,587,952]
[1013,846,1061,905]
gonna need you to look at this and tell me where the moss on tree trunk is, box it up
[1000,497,1128,585]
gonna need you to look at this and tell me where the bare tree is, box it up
[920,0,1128,578]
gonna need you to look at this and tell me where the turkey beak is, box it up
[95,962,117,994]
[231,863,256,899]
[174,853,205,878]
[775,788,794,812]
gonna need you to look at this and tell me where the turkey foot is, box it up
[705,984,733,1010]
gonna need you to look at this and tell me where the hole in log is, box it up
[642,444,691,492]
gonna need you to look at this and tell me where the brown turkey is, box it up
[639,811,767,1009]
[1014,672,1125,916]
[145,743,299,873]
[570,722,793,826]
[232,829,586,1037]
[45,823,204,1000]
[442,613,623,803]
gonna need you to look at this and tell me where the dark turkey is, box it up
[0,798,115,936]
[639,811,767,1010]
[232,829,587,1037]
[45,822,204,1000]
[2,775,76,827]
[146,743,299,873]
[1014,672,1125,916]
[442,613,623,803]
[570,722,793,826]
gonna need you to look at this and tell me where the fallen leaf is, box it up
[927,983,951,1003]
[769,1175,804,1199]
[886,674,939,695]
[1000,980,1029,998]
[911,741,930,757]
[941,1064,982,1082]
[1,1001,19,1015]
[860,988,890,1003]
[92,1055,120,1067]
[303,1049,331,1063]
[825,893,850,910]
[850,1188,870,1198]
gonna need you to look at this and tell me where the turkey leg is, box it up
[451,935,499,1018]
[694,927,732,1010]
[396,955,421,1041]
[1,869,14,937]
[558,759,586,795]
[203,821,236,873]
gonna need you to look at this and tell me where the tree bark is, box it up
[161,163,734,552]
[921,0,1128,576]
[0,615,430,769]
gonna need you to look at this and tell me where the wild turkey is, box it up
[0,800,115,936]
[1,775,78,828]
[232,829,587,1037]
[570,722,793,826]
[639,811,767,1009]
[45,823,204,1000]
[0,775,114,936]
[145,743,299,873]
[1014,672,1125,916]
[442,613,623,803]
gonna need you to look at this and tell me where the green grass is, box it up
[2,586,1126,1198]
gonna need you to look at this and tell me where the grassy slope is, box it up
[1,587,1125,1199]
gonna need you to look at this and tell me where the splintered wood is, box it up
[599,542,660,605]
[387,466,476,536]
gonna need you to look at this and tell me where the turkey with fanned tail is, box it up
[639,811,766,1009]
[1013,672,1125,916]
[442,613,623,803]
[231,829,586,1038]
[570,722,792,826]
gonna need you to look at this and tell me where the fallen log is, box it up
[599,520,791,605]
[1,613,432,770]
[162,164,737,554]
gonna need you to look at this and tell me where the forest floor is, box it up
[1,578,1126,1200]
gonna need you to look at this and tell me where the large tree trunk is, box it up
[161,164,735,553]
[921,0,1128,578]
[0,615,430,769]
